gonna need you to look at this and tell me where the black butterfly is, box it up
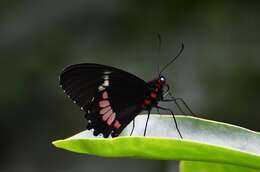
[59,44,193,138]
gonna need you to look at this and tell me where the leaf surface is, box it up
[53,115,260,170]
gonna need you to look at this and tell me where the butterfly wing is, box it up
[60,63,149,137]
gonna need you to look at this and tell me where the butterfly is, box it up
[59,43,194,138]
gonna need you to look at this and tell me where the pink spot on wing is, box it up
[102,109,113,121]
[107,112,116,125]
[102,91,108,99]
[99,106,111,115]
[99,100,110,107]
[114,120,121,129]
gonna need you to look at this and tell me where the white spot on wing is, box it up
[98,85,105,91]
[98,74,111,92]
[104,75,109,80]
[103,80,109,86]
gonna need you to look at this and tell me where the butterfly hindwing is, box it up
[85,90,143,137]
[60,63,149,137]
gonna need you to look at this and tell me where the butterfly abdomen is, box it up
[142,78,165,109]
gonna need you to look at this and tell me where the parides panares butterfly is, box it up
[59,43,194,138]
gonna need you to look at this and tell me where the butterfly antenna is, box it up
[157,64,160,77]
[159,43,184,75]
[157,32,162,52]
[156,32,162,77]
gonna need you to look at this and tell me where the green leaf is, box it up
[180,161,260,172]
[52,115,260,170]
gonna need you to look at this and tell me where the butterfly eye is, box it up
[159,76,166,83]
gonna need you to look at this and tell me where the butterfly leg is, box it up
[169,92,194,115]
[130,119,135,136]
[174,97,194,115]
[161,98,187,115]
[156,106,183,139]
[162,85,186,115]
[156,107,161,115]
[162,93,194,115]
[143,110,151,136]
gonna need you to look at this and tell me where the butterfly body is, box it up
[142,77,166,110]
[60,63,169,138]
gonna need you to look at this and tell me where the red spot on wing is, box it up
[114,120,121,129]
[107,112,116,125]
[102,91,108,99]
[100,106,111,115]
[99,100,110,107]
[102,109,113,121]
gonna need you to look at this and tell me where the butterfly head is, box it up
[156,76,170,98]
[154,76,166,91]
[158,76,166,84]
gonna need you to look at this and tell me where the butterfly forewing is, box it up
[60,63,149,137]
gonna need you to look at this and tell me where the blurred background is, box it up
[1,0,260,171]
